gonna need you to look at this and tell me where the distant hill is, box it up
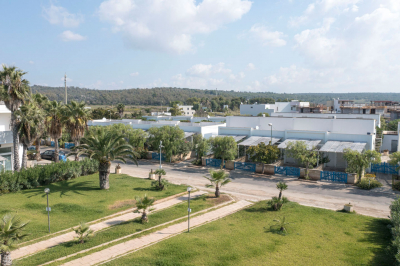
[30,85,400,105]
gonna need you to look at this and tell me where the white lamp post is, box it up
[187,187,192,232]
[268,123,273,145]
[44,188,51,233]
[159,140,164,169]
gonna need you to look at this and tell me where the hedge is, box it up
[0,159,99,194]
[390,197,400,263]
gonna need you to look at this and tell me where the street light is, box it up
[159,140,164,169]
[44,188,51,233]
[268,123,273,145]
[187,187,192,232]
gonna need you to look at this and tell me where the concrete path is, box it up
[115,159,399,218]
[62,200,252,266]
[12,191,205,260]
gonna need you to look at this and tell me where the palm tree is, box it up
[116,103,125,118]
[0,65,31,171]
[74,222,94,244]
[153,169,166,190]
[135,195,155,223]
[269,216,292,235]
[32,93,49,160]
[276,182,288,200]
[204,169,231,197]
[69,129,139,189]
[45,101,65,163]
[64,101,91,160]
[15,100,46,168]
[0,213,29,266]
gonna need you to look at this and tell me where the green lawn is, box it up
[16,194,231,266]
[0,174,186,242]
[104,201,394,266]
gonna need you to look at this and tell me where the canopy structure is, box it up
[184,132,196,138]
[239,136,281,147]
[217,135,247,142]
[319,141,367,153]
[278,139,321,150]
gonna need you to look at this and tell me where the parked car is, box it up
[40,150,66,161]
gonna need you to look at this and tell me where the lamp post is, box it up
[268,123,273,145]
[187,187,192,232]
[44,188,51,233]
[159,140,164,169]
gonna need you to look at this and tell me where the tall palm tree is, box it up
[64,101,91,160]
[45,101,65,163]
[0,65,31,171]
[0,213,29,266]
[31,93,49,160]
[116,103,125,118]
[135,195,155,223]
[276,182,288,200]
[204,169,231,197]
[15,100,46,168]
[69,129,139,189]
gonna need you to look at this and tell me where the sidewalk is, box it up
[62,200,252,266]
[12,191,205,260]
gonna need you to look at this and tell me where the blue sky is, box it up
[1,0,399,93]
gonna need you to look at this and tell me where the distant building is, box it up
[240,100,308,116]
[167,105,195,116]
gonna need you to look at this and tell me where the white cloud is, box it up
[97,0,252,54]
[247,63,255,70]
[247,24,286,47]
[29,61,34,65]
[130,72,139,77]
[186,63,231,77]
[60,31,86,41]
[42,4,84,27]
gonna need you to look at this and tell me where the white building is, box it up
[240,101,306,116]
[0,104,23,171]
[167,105,195,116]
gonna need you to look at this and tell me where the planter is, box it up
[383,150,389,156]
[115,164,122,174]
[149,174,156,180]
[344,204,353,212]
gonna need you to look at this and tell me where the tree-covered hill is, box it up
[31,85,400,105]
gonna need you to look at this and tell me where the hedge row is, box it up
[0,159,99,194]
[390,198,400,263]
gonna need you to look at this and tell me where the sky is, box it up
[1,0,399,93]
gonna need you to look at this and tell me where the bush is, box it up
[390,198,400,263]
[267,197,289,211]
[0,159,99,194]
[393,182,400,191]
[356,178,382,190]
[364,173,376,178]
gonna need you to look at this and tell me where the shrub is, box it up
[356,178,382,190]
[0,159,99,194]
[393,182,400,191]
[390,198,400,263]
[267,197,289,211]
[364,173,376,178]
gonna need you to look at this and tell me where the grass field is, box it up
[0,174,186,241]
[103,201,394,266]
[16,194,231,266]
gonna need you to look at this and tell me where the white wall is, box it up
[240,104,270,116]
[381,134,398,152]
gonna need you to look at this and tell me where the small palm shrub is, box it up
[269,216,292,235]
[134,195,155,223]
[356,178,382,190]
[267,196,289,211]
[74,222,94,244]
[152,169,167,190]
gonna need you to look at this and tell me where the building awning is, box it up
[319,141,367,153]
[184,132,196,138]
[239,136,281,146]
[217,135,247,142]
[278,139,321,150]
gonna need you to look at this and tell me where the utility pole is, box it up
[64,73,67,104]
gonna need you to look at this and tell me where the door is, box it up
[391,140,398,152]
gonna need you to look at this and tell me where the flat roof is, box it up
[319,141,367,153]
[278,139,321,150]
[217,135,247,142]
[184,132,195,138]
[239,136,281,146]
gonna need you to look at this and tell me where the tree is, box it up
[390,152,400,170]
[0,65,31,171]
[147,126,185,162]
[246,142,280,173]
[168,104,184,116]
[276,182,288,200]
[116,103,125,118]
[32,93,49,161]
[16,100,46,168]
[64,101,91,160]
[135,195,155,223]
[0,213,29,266]
[285,141,318,179]
[204,169,231,197]
[193,135,210,159]
[387,119,400,132]
[343,149,381,178]
[153,169,166,190]
[45,101,65,163]
[192,102,201,111]
[257,112,270,117]
[210,136,237,169]
[69,129,139,189]
[74,222,94,244]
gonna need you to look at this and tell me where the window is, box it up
[187,112,189,114]
[187,108,189,110]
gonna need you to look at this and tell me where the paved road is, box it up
[113,159,399,218]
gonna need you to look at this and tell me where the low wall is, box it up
[308,169,321,181]
[146,151,153,159]
[347,173,358,184]
[225,160,235,170]
[201,155,214,166]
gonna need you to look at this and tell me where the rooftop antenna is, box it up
[64,73,67,104]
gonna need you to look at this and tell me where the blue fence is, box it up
[320,171,347,183]
[206,158,225,168]
[371,162,398,175]
[234,162,256,172]
[152,152,166,161]
[274,166,300,177]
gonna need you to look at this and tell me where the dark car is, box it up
[40,150,66,161]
